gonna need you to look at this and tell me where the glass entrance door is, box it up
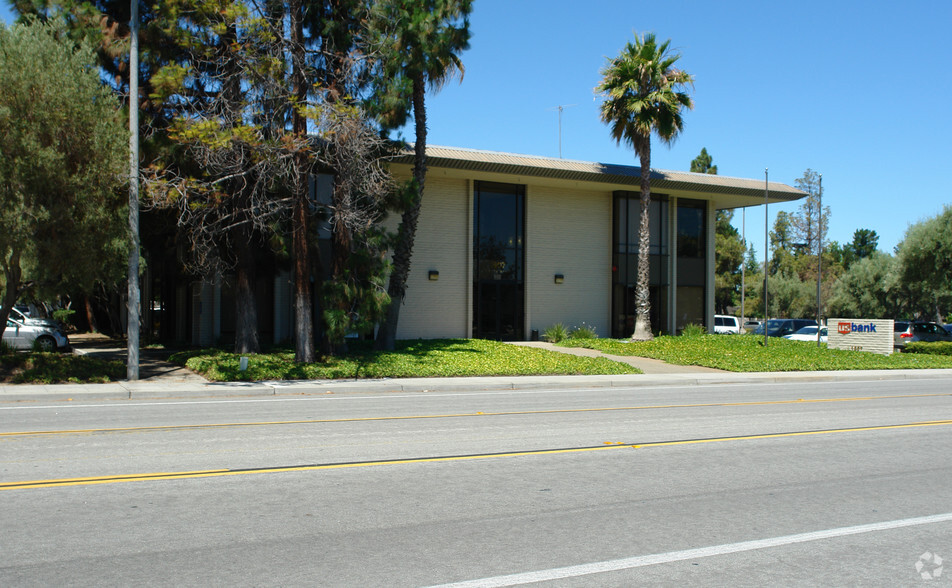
[473,181,525,340]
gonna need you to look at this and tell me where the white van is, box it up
[714,315,742,334]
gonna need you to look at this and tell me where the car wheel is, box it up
[35,336,56,352]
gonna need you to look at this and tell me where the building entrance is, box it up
[473,181,525,340]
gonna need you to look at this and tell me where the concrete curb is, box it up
[4,369,952,403]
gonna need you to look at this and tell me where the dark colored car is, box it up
[752,318,818,338]
[894,321,952,350]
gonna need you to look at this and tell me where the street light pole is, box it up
[816,174,823,348]
[741,207,746,325]
[127,0,140,380]
[764,168,769,347]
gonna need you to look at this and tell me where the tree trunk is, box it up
[84,295,99,333]
[324,180,355,356]
[233,230,260,354]
[630,138,654,341]
[375,73,427,351]
[290,0,314,363]
[292,182,314,362]
[0,250,23,344]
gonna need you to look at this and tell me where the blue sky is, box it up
[5,0,950,258]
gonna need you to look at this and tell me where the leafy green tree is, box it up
[714,211,745,313]
[765,272,814,319]
[690,147,717,174]
[791,169,830,257]
[895,206,952,321]
[839,228,879,270]
[596,33,694,340]
[827,252,903,319]
[769,211,796,275]
[146,0,396,357]
[0,20,126,342]
[368,0,473,351]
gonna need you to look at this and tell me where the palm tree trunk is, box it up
[631,138,654,341]
[375,72,427,351]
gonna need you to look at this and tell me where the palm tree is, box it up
[370,0,472,351]
[596,33,694,340]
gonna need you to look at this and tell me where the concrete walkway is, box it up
[507,341,725,375]
[2,335,952,403]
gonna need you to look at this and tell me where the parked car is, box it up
[2,317,70,351]
[783,325,828,343]
[3,306,60,330]
[742,319,762,332]
[753,319,818,338]
[714,315,742,334]
[893,321,952,350]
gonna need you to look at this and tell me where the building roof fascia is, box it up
[389,145,806,202]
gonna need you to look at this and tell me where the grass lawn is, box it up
[0,352,125,384]
[560,334,952,372]
[170,338,643,382]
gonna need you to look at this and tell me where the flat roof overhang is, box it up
[388,145,806,210]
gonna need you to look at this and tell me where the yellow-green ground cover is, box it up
[561,334,952,372]
[172,338,642,382]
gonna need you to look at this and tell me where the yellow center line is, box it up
[3,419,951,491]
[2,392,948,438]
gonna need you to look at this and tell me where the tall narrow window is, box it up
[676,199,707,331]
[611,192,669,337]
[473,181,525,340]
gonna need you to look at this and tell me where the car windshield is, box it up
[759,320,787,334]
[792,326,817,336]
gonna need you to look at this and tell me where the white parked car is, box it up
[783,325,828,343]
[714,315,742,334]
[2,317,70,351]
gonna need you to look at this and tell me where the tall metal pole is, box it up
[127,0,140,380]
[764,168,769,347]
[816,174,823,347]
[741,207,746,325]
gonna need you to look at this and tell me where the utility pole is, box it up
[127,0,140,380]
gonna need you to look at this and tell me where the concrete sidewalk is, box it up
[3,334,951,403]
[4,368,952,403]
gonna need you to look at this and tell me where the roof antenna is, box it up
[547,104,577,158]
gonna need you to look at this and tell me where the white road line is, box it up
[429,512,952,587]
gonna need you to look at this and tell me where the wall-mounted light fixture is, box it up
[428,270,439,281]
[554,274,564,284]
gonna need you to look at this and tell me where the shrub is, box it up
[680,323,707,337]
[904,341,952,356]
[569,322,598,339]
[542,323,568,343]
[52,308,76,327]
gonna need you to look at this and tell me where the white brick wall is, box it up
[396,176,470,339]
[827,318,895,355]
[526,185,611,339]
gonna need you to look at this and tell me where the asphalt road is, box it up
[2,378,952,586]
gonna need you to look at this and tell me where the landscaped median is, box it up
[560,334,952,372]
[170,338,642,382]
[0,352,125,384]
[6,334,952,385]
